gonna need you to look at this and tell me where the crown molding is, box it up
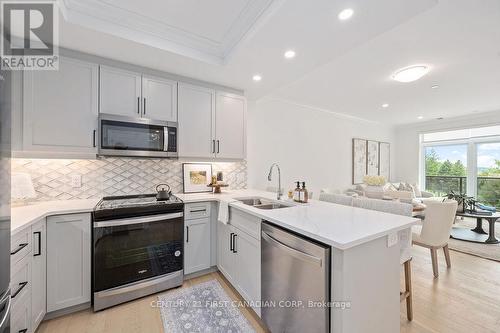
[58,0,278,65]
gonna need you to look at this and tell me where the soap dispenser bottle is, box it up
[293,182,301,202]
[302,182,309,203]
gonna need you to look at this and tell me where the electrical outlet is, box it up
[387,232,398,247]
[71,174,82,188]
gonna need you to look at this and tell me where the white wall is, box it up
[247,98,396,197]
[395,110,500,184]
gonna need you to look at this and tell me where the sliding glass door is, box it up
[476,142,500,208]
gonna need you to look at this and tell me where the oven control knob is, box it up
[175,250,181,257]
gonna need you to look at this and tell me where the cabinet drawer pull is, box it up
[10,243,28,255]
[189,209,207,213]
[12,281,28,298]
[34,231,41,256]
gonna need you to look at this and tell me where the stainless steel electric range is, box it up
[92,193,184,311]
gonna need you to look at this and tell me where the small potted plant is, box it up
[444,191,475,213]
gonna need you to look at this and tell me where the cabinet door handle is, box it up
[34,231,41,256]
[11,281,28,298]
[143,98,146,115]
[217,140,220,154]
[93,130,96,148]
[212,140,216,154]
[19,329,28,333]
[137,97,140,114]
[232,234,237,253]
[229,232,234,251]
[186,226,189,243]
[10,243,28,255]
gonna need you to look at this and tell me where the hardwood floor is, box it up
[38,246,500,333]
[400,246,500,333]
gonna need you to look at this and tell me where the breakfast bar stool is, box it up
[351,197,415,320]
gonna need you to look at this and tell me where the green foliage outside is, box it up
[424,148,500,208]
[477,160,500,208]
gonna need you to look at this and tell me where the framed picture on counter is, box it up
[182,163,212,193]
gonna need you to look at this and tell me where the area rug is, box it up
[157,279,256,333]
[447,218,500,262]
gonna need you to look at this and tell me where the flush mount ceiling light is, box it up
[252,74,262,82]
[417,116,423,120]
[284,50,296,59]
[392,65,429,83]
[338,8,354,21]
[382,103,389,108]
[431,84,439,89]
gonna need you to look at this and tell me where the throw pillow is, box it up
[412,183,422,197]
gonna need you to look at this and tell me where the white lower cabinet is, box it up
[47,213,91,312]
[217,208,261,316]
[11,290,31,333]
[10,218,47,333]
[185,217,211,274]
[31,220,46,329]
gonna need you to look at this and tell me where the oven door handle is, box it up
[94,212,183,228]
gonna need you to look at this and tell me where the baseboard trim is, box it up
[184,266,218,280]
[44,302,91,321]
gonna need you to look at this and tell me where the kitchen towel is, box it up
[218,198,236,224]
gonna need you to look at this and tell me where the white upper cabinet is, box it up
[99,65,142,117]
[178,83,215,158]
[22,57,98,155]
[100,66,178,121]
[177,86,246,160]
[215,92,246,159]
[142,75,178,122]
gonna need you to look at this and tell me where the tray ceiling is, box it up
[59,0,278,64]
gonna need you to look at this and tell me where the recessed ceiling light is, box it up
[338,8,354,21]
[417,116,423,120]
[392,65,429,83]
[252,74,262,82]
[284,50,296,59]
[382,103,389,108]
[431,84,439,89]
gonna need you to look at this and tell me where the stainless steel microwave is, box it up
[98,114,178,158]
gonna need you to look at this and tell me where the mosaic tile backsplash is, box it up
[12,158,247,202]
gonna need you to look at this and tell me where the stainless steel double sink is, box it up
[235,197,293,210]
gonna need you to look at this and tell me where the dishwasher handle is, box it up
[262,231,323,267]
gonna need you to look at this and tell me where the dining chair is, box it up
[352,197,414,321]
[412,200,458,278]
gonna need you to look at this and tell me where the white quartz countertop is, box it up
[11,199,100,235]
[11,189,418,249]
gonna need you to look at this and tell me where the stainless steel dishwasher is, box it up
[261,222,330,333]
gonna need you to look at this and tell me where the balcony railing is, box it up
[425,175,500,208]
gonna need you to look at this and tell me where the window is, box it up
[420,125,500,208]
[424,145,467,196]
[477,142,500,208]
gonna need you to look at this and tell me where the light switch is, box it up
[71,174,82,188]
[387,232,398,247]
